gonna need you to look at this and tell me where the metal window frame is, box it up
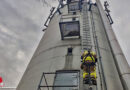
[37,70,80,90]
[67,0,81,4]
[68,1,81,13]
[59,21,80,40]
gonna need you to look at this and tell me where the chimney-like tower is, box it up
[17,0,130,90]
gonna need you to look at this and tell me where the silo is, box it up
[17,0,130,90]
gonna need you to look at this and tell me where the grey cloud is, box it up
[0,0,59,88]
[0,0,44,87]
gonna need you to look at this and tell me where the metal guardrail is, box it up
[37,70,80,90]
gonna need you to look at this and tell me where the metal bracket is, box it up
[44,7,55,27]
[104,1,113,25]
[37,70,80,90]
[88,0,92,11]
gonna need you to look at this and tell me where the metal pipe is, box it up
[90,6,107,90]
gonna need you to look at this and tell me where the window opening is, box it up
[73,12,77,15]
[68,2,80,12]
[72,17,76,21]
[59,15,80,40]
[59,21,80,40]
[67,0,81,4]
[67,47,73,54]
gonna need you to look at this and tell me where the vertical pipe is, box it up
[90,7,107,90]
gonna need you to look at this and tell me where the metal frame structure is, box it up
[59,21,80,40]
[37,70,80,90]
[104,1,113,25]
[67,0,83,13]
[67,0,81,4]
[44,7,56,27]
[68,1,81,13]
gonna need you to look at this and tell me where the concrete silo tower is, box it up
[17,0,130,90]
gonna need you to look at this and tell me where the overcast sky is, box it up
[0,0,129,89]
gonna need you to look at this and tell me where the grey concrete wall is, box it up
[17,2,127,90]
[17,5,81,90]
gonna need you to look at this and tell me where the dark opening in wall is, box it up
[59,21,80,40]
[68,48,73,54]
[72,17,76,21]
[73,12,76,15]
[68,1,80,12]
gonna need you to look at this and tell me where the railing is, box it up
[37,70,80,90]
